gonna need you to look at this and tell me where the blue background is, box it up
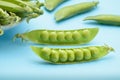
[0,0,120,79]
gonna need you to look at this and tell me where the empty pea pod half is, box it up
[14,28,99,45]
[31,45,114,64]
[55,1,99,21]
[44,0,67,11]
[84,14,120,26]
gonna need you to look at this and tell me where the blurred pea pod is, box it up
[84,14,120,26]
[0,0,44,22]
[55,1,99,21]
[45,0,68,11]
[2,0,44,14]
[0,8,21,26]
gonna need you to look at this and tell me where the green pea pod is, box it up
[55,1,99,21]
[0,0,32,13]
[3,0,43,14]
[45,0,67,11]
[23,0,44,8]
[0,8,9,18]
[0,8,21,26]
[31,45,114,64]
[14,28,99,45]
[84,14,120,26]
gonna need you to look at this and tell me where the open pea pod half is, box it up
[14,27,99,45]
[31,45,114,64]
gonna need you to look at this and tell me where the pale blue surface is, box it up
[0,0,120,79]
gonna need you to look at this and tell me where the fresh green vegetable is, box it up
[45,0,67,11]
[0,8,21,26]
[31,45,114,64]
[84,14,120,26]
[55,1,99,21]
[0,0,32,13]
[14,28,99,45]
[0,0,43,22]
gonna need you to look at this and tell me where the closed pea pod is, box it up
[0,0,43,22]
[84,14,120,26]
[0,8,21,26]
[45,0,67,11]
[14,28,99,45]
[0,0,32,14]
[55,1,99,21]
[31,45,114,64]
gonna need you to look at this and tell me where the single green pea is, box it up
[14,28,99,45]
[84,14,120,26]
[57,32,65,41]
[89,47,99,58]
[44,0,67,11]
[49,32,57,42]
[83,49,91,60]
[55,1,99,21]
[31,45,114,64]
[82,29,90,38]
[59,50,68,62]
[66,50,75,62]
[50,50,59,63]
[72,31,81,41]
[65,32,73,41]
[40,31,49,41]
[74,49,83,61]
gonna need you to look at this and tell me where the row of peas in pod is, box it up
[0,0,44,36]
[14,0,115,64]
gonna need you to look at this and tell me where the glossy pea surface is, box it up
[31,45,114,64]
[15,28,99,45]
